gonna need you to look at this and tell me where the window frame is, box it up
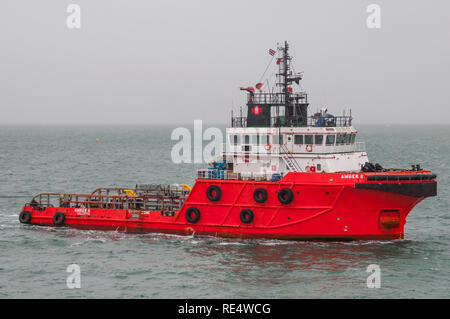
[231,135,240,145]
[326,134,335,146]
[273,135,283,145]
[314,135,324,145]
[294,134,303,145]
[344,134,351,144]
[260,135,269,145]
[305,134,313,145]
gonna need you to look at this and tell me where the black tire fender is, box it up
[206,185,222,202]
[185,207,200,223]
[52,212,65,226]
[253,188,267,203]
[19,211,32,224]
[278,188,294,205]
[240,209,254,224]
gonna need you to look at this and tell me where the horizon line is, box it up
[1,122,450,126]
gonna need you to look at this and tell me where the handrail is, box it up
[27,191,188,211]
[222,142,365,155]
[231,114,353,128]
[279,144,303,172]
[245,92,307,104]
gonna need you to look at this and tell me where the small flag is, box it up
[269,49,276,56]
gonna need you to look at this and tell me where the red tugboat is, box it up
[19,42,437,240]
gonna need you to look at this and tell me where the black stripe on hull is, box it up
[354,181,437,198]
[366,173,437,182]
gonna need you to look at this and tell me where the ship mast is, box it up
[281,41,290,119]
[236,41,309,128]
[277,41,296,126]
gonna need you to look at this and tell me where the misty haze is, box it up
[1,0,449,125]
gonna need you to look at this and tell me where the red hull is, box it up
[20,172,436,240]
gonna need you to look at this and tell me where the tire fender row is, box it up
[19,211,67,226]
[185,185,295,224]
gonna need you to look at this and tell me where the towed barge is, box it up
[19,42,437,240]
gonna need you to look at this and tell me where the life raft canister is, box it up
[206,185,221,202]
[253,188,268,203]
[179,184,192,191]
[123,189,136,197]
[19,211,32,224]
[185,207,200,223]
[278,188,294,204]
[52,212,65,226]
[240,209,254,224]
[306,144,313,152]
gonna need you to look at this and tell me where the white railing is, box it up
[355,142,366,152]
[222,141,366,155]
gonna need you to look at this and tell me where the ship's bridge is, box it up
[217,118,368,177]
[225,125,365,156]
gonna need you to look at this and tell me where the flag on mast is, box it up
[268,49,276,56]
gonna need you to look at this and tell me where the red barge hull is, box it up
[19,171,437,240]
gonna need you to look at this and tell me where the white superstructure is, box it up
[206,41,369,181]
[222,126,368,178]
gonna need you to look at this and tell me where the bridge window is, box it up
[273,135,283,145]
[244,135,250,144]
[336,134,344,145]
[261,135,269,145]
[251,135,259,145]
[231,135,240,145]
[344,134,351,144]
[351,134,356,144]
[314,135,324,145]
[326,135,335,146]
[294,134,303,145]
[305,135,313,144]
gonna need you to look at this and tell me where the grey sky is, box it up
[1,0,449,125]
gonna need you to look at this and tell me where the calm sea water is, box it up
[0,124,449,298]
